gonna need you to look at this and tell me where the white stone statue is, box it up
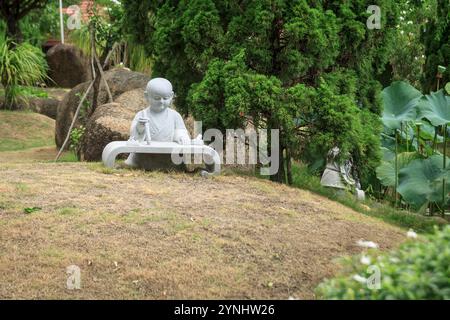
[124,78,191,170]
[102,77,221,175]
[320,146,365,200]
[128,78,190,145]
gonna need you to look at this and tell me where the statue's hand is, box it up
[176,136,191,145]
[137,117,149,130]
[126,138,140,146]
[138,118,149,127]
[138,117,149,123]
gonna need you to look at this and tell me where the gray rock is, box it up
[80,102,133,161]
[28,98,59,120]
[55,68,150,148]
[46,44,91,88]
[0,96,59,120]
[80,89,148,161]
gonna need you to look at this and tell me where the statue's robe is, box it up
[125,107,190,171]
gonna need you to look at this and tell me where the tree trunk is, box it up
[100,43,112,70]
[6,16,22,43]
[286,147,293,185]
[270,145,286,184]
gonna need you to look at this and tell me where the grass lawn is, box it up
[0,110,446,299]
[0,161,407,299]
[0,110,55,151]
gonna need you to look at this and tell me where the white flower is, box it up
[407,229,418,239]
[353,274,367,284]
[360,255,371,265]
[357,240,379,249]
[407,21,413,25]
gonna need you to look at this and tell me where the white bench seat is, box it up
[102,141,221,176]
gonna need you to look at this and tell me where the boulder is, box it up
[46,44,91,88]
[28,98,59,120]
[80,89,147,161]
[80,102,132,161]
[114,88,147,112]
[55,81,89,148]
[0,96,59,120]
[55,68,150,148]
[79,88,197,162]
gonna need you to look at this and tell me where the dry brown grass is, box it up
[0,153,408,299]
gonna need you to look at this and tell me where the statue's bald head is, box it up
[146,78,173,96]
[145,78,174,112]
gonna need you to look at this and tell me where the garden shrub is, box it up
[0,36,48,109]
[316,225,450,299]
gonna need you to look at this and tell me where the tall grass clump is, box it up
[0,35,48,109]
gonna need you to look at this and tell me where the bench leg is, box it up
[103,149,120,168]
[201,149,221,177]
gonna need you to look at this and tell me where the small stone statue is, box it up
[320,146,365,200]
[125,78,191,170]
[127,78,190,145]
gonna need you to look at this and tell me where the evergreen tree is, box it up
[123,0,400,184]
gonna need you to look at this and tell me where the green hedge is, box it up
[316,226,450,299]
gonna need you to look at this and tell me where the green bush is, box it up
[18,86,48,98]
[316,225,450,299]
[69,126,85,160]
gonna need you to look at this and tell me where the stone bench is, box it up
[102,141,221,176]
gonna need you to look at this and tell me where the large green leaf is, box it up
[397,155,450,209]
[418,90,450,126]
[419,121,443,142]
[382,81,422,130]
[399,122,416,140]
[381,132,396,151]
[381,147,395,162]
[376,152,418,187]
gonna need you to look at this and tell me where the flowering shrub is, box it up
[316,226,450,299]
